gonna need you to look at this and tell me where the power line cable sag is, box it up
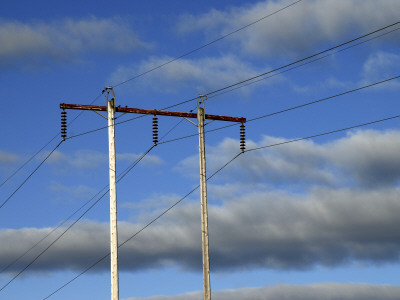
[3,70,398,283]
[157,74,400,145]
[0,145,156,293]
[62,21,400,141]
[3,16,397,198]
[3,19,400,296]
[111,0,303,89]
[2,0,303,187]
[0,141,63,210]
[206,27,400,100]
[40,112,400,299]
[0,92,103,193]
[203,21,400,98]
[0,115,185,291]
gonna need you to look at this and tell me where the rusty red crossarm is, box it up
[60,103,246,123]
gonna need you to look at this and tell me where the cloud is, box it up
[2,185,400,273]
[0,151,19,164]
[176,129,400,188]
[108,54,272,94]
[2,130,400,275]
[0,17,148,68]
[49,181,98,202]
[361,51,400,87]
[125,283,400,300]
[46,149,162,171]
[176,0,400,59]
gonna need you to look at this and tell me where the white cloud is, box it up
[0,17,148,68]
[109,54,272,94]
[177,0,400,59]
[125,283,400,300]
[49,181,97,202]
[361,51,400,87]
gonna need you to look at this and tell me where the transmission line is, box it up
[0,141,63,210]
[40,111,400,299]
[157,73,400,145]
[61,20,400,141]
[0,145,156,293]
[0,115,186,290]
[0,92,103,194]
[112,0,303,89]
[1,0,303,190]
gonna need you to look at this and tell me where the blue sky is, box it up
[1,0,400,299]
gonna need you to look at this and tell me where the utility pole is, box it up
[197,96,211,300]
[106,87,119,300]
[60,95,246,300]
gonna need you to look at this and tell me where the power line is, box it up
[203,21,400,98]
[0,141,63,210]
[0,145,156,293]
[0,92,103,192]
[6,71,397,283]
[206,27,400,100]
[1,0,303,189]
[0,115,186,290]
[40,112,400,299]
[157,74,400,145]
[111,0,303,89]
[245,114,400,153]
[62,21,400,141]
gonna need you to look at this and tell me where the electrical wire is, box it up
[206,27,400,100]
[0,135,58,189]
[2,0,303,189]
[0,92,103,191]
[245,114,400,153]
[157,73,400,145]
[40,111,400,299]
[60,21,400,141]
[0,141,63,210]
[111,0,303,89]
[203,21,400,98]
[0,115,186,290]
[3,69,398,291]
[0,145,156,292]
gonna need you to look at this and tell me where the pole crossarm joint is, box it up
[60,103,246,123]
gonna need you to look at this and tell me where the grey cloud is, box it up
[0,17,147,68]
[176,0,400,58]
[328,130,400,187]
[0,151,19,164]
[1,186,400,273]
[177,130,400,188]
[125,283,400,300]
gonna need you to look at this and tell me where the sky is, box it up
[1,0,400,299]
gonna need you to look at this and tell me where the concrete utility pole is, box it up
[197,96,211,300]
[105,87,119,300]
[60,95,246,300]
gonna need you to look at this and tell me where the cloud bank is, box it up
[125,283,400,300]
[2,130,400,274]
[0,17,147,68]
[177,0,400,58]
